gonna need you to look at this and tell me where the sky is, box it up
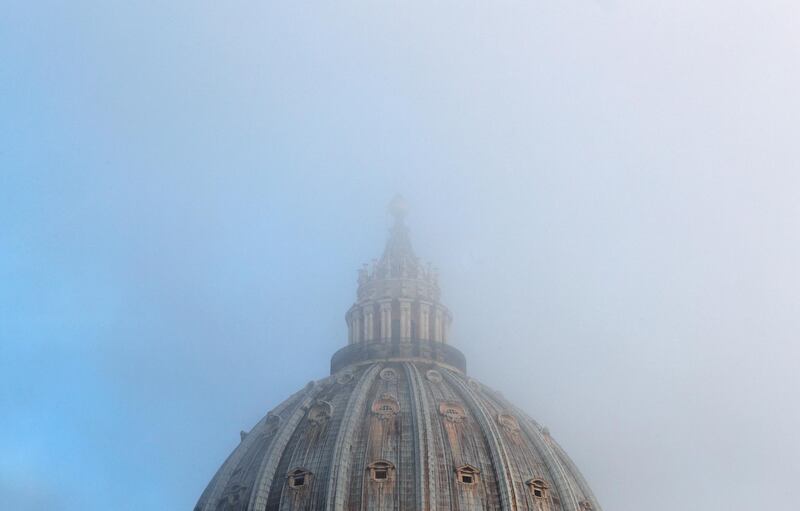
[1,1,799,510]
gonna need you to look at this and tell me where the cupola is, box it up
[345,195,452,344]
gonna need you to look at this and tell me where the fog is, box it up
[2,2,799,510]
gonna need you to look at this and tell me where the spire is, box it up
[378,195,420,279]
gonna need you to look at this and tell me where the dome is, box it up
[195,199,602,511]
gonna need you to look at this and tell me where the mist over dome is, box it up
[195,200,602,511]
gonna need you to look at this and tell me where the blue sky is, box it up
[2,2,799,510]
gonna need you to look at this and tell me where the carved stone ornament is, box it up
[579,500,594,510]
[220,484,247,510]
[306,401,332,426]
[425,369,443,383]
[336,370,354,384]
[498,413,520,433]
[371,394,400,419]
[467,379,481,392]
[438,402,467,423]
[264,413,281,435]
[379,368,398,381]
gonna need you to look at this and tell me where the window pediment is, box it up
[367,460,395,481]
[455,464,480,484]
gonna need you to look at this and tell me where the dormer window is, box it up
[368,460,395,482]
[455,464,480,485]
[527,478,549,499]
[288,468,311,488]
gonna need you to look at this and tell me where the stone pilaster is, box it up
[399,299,412,340]
[418,302,431,341]
[434,307,443,342]
[379,300,393,341]
[351,309,362,344]
[363,305,375,341]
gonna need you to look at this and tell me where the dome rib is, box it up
[403,362,438,511]
[444,370,519,510]
[197,386,311,511]
[197,363,603,511]
[246,383,326,511]
[513,407,583,511]
[324,364,383,511]
[548,435,602,510]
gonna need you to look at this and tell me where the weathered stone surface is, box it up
[195,358,601,511]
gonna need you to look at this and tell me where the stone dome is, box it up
[195,199,602,511]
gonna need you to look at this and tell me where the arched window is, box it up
[455,464,480,484]
[288,468,311,488]
[367,460,395,482]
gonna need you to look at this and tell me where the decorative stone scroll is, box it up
[306,401,332,426]
[425,369,443,383]
[380,368,398,381]
[336,370,354,384]
[497,413,521,433]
